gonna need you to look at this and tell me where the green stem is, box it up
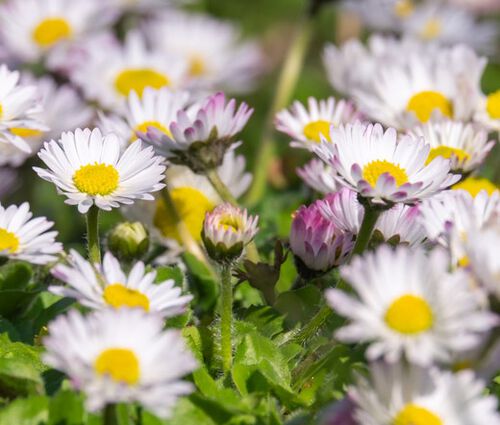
[86,205,101,264]
[291,304,332,346]
[205,168,260,263]
[350,207,382,258]
[160,188,210,266]
[245,18,314,206]
[220,264,233,374]
[103,404,119,425]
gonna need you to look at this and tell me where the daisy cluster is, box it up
[0,0,498,423]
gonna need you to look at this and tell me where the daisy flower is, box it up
[319,188,425,247]
[50,249,192,317]
[99,87,191,150]
[0,0,107,65]
[327,245,496,365]
[33,128,166,214]
[296,159,339,195]
[420,189,499,265]
[402,2,498,53]
[147,10,262,93]
[202,203,259,263]
[452,176,498,197]
[466,224,500,299]
[409,121,495,174]
[70,31,187,110]
[145,92,253,172]
[0,202,61,264]
[314,122,458,205]
[351,362,500,425]
[475,89,500,134]
[125,151,251,246]
[0,65,48,166]
[290,200,354,276]
[352,44,486,129]
[44,308,197,417]
[275,97,361,150]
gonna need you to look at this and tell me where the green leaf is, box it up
[163,397,217,425]
[48,390,85,425]
[155,266,184,286]
[0,395,48,425]
[183,253,218,314]
[274,286,322,327]
[238,306,285,339]
[0,262,32,291]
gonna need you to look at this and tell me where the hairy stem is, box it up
[220,264,233,374]
[86,205,101,264]
[350,207,382,258]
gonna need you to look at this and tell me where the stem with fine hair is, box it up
[245,18,313,206]
[86,205,101,264]
[350,207,383,258]
[103,404,119,425]
[220,263,233,374]
[205,168,260,263]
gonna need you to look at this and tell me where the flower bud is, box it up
[202,203,259,264]
[107,222,149,261]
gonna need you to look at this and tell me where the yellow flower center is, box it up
[362,160,408,188]
[219,215,242,233]
[385,294,434,334]
[133,121,172,140]
[189,55,207,77]
[303,120,332,143]
[10,128,43,138]
[103,283,150,311]
[114,68,170,97]
[406,91,452,123]
[426,146,470,165]
[452,177,498,197]
[420,18,443,40]
[0,228,19,253]
[73,163,119,196]
[32,18,72,47]
[154,187,215,242]
[94,348,140,385]
[486,90,500,120]
[394,0,415,18]
[393,404,442,425]
[457,256,470,268]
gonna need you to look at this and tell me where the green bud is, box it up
[107,222,149,261]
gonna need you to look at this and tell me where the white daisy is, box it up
[466,224,500,299]
[420,189,499,265]
[0,0,108,65]
[44,308,197,417]
[352,43,486,129]
[0,65,48,166]
[351,362,500,425]
[50,249,192,317]
[327,245,496,365]
[296,159,339,195]
[475,89,500,134]
[99,87,191,151]
[314,122,458,205]
[33,128,166,214]
[275,97,361,150]
[124,150,251,246]
[147,10,262,93]
[409,121,495,174]
[70,31,187,110]
[402,2,498,53]
[319,187,426,246]
[0,202,62,264]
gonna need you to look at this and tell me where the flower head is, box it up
[107,221,149,261]
[0,202,61,264]
[290,200,354,277]
[314,122,458,206]
[202,203,258,263]
[50,250,192,317]
[145,92,253,172]
[327,245,496,365]
[275,97,361,150]
[34,128,165,213]
[296,159,339,195]
[44,308,197,417]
